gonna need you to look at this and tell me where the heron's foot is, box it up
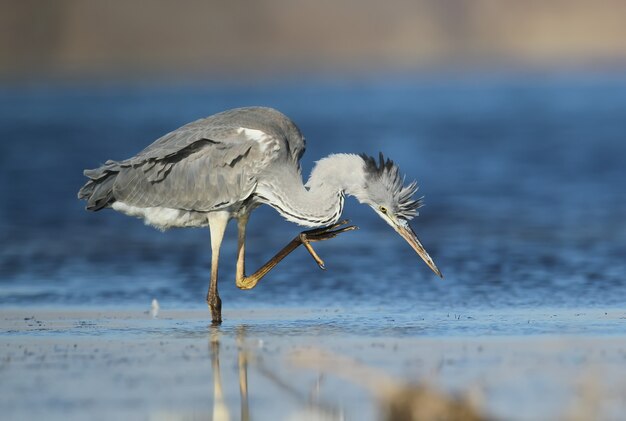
[206,293,222,324]
[236,277,258,291]
[300,220,358,270]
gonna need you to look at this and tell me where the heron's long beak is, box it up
[394,222,443,278]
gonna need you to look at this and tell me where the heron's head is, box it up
[359,153,442,278]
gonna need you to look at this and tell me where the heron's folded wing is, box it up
[80,107,305,211]
[128,123,237,162]
[126,106,305,169]
[111,124,282,211]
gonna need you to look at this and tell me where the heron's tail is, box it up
[78,161,120,211]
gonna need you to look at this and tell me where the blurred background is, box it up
[0,0,625,311]
[3,0,626,81]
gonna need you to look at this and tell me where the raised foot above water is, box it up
[299,219,359,269]
[235,220,358,291]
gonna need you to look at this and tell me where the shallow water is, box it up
[1,76,625,316]
[1,308,625,421]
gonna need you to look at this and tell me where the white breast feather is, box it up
[112,202,209,230]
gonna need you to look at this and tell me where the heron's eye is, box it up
[379,206,388,214]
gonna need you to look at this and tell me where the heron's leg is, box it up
[207,211,229,324]
[235,214,250,284]
[236,219,357,290]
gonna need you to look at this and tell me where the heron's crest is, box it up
[360,152,423,220]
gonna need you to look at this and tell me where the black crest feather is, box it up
[359,152,423,220]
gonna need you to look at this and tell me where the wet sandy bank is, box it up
[1,307,625,420]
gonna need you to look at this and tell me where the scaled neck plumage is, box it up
[256,154,367,227]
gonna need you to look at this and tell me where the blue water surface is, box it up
[1,76,625,329]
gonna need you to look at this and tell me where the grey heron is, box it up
[78,107,442,323]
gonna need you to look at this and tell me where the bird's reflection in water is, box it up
[210,327,231,421]
[208,327,489,421]
[236,327,250,421]
[208,325,341,421]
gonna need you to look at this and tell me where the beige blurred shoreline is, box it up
[2,0,626,82]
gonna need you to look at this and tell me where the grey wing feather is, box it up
[112,127,277,210]
[79,107,305,212]
[131,107,305,165]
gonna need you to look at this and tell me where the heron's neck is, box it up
[258,154,366,227]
